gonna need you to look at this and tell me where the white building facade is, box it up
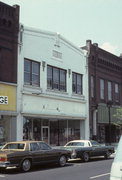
[16,25,89,146]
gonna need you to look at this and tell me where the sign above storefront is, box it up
[0,83,16,111]
[0,96,8,104]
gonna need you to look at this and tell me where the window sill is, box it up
[23,85,42,94]
[72,93,85,100]
[46,88,68,95]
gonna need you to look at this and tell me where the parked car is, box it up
[0,141,71,172]
[110,136,122,180]
[64,140,115,162]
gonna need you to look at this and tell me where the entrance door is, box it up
[42,126,49,144]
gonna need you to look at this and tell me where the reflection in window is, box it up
[50,120,80,146]
[47,65,66,91]
[72,72,82,94]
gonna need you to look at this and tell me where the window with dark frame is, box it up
[108,81,112,101]
[115,83,119,102]
[47,65,66,91]
[24,59,40,86]
[100,79,105,99]
[72,72,83,95]
[91,75,95,98]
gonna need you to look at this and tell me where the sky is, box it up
[2,0,122,56]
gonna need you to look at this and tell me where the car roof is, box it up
[5,141,45,144]
[67,140,90,143]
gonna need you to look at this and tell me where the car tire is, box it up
[82,152,89,162]
[21,159,31,172]
[58,155,67,167]
[104,151,111,159]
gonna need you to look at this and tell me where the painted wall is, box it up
[17,26,89,140]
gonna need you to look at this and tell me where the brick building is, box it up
[0,2,19,143]
[82,40,122,143]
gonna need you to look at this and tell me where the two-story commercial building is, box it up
[16,25,89,146]
[82,40,122,144]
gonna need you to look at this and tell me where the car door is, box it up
[90,141,104,156]
[38,142,60,163]
[30,142,43,164]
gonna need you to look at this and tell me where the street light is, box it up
[107,101,113,145]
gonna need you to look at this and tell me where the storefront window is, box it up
[23,118,81,146]
[50,120,68,146]
[33,119,41,141]
[50,119,80,146]
[23,118,33,140]
[68,120,80,141]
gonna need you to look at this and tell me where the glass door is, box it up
[42,126,49,144]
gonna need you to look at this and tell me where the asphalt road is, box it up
[0,157,114,180]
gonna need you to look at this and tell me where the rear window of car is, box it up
[3,143,25,150]
[66,142,84,146]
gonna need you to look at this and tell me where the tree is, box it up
[113,108,122,125]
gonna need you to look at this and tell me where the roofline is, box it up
[22,25,84,55]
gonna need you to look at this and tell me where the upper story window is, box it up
[100,79,105,99]
[72,72,83,95]
[24,59,40,86]
[108,81,112,101]
[91,75,95,98]
[52,50,62,59]
[47,65,66,92]
[115,83,119,102]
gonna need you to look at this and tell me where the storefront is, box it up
[0,83,17,143]
[23,117,82,146]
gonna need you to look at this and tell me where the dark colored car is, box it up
[0,141,71,172]
[64,140,115,162]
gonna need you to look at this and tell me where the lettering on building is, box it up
[0,96,8,104]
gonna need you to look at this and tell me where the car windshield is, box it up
[66,142,84,146]
[2,143,25,150]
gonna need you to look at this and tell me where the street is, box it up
[0,157,113,180]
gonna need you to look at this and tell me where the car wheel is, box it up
[104,151,111,159]
[82,152,89,162]
[21,159,31,172]
[58,155,67,167]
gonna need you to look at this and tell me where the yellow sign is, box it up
[0,83,16,111]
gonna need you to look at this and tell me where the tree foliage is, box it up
[113,108,122,125]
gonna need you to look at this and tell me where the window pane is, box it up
[60,70,66,91]
[24,60,31,85]
[32,62,39,75]
[115,83,119,93]
[91,76,94,97]
[108,81,112,100]
[72,73,82,94]
[72,73,76,93]
[24,59,40,86]
[32,74,39,86]
[24,73,31,85]
[24,60,31,72]
[77,74,82,94]
[100,79,104,99]
[115,83,119,102]
[47,66,53,89]
[53,68,59,89]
